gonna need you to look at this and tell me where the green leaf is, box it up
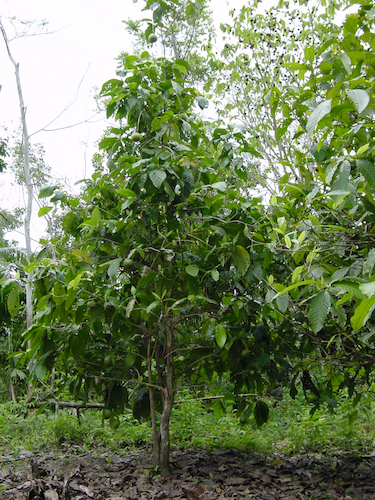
[232,245,250,276]
[211,181,227,192]
[186,265,199,277]
[346,89,369,114]
[306,100,332,137]
[351,296,375,332]
[273,280,318,299]
[357,160,375,189]
[276,293,288,313]
[10,368,26,380]
[115,188,137,198]
[196,96,209,109]
[359,281,375,298]
[67,273,82,291]
[38,185,59,198]
[292,266,304,283]
[126,297,136,318]
[38,206,53,217]
[364,249,375,277]
[331,281,366,300]
[215,324,227,348]
[329,267,349,284]
[108,258,122,279]
[7,286,20,316]
[309,291,331,333]
[304,45,315,63]
[254,401,269,427]
[211,269,220,281]
[90,207,100,227]
[149,169,167,188]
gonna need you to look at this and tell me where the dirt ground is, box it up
[1,446,374,499]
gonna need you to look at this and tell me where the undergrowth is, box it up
[0,390,374,458]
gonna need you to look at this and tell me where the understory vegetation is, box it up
[1,390,374,458]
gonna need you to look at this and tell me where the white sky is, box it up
[0,0,266,248]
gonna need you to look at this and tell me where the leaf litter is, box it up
[1,446,375,499]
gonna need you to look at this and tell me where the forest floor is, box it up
[1,446,375,500]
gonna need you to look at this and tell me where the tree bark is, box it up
[158,318,175,477]
[0,18,34,337]
[147,335,160,468]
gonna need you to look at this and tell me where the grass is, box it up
[0,390,374,458]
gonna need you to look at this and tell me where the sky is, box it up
[0,0,266,248]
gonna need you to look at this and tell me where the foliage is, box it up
[0,136,8,173]
[1,389,374,456]
[258,0,375,400]
[211,0,351,193]
[122,0,216,85]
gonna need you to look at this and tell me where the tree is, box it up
[0,17,35,340]
[260,0,375,403]
[210,0,345,191]
[26,49,299,476]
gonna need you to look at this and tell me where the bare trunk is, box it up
[8,376,16,403]
[159,387,174,477]
[159,319,175,477]
[147,336,160,467]
[0,18,33,339]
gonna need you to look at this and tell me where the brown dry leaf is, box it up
[182,483,205,499]
[261,474,272,484]
[44,490,59,500]
[225,477,247,485]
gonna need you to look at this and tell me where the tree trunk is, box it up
[147,336,160,467]
[0,18,33,313]
[0,18,34,384]
[159,319,175,477]
[159,386,174,477]
[8,376,16,403]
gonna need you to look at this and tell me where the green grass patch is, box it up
[0,391,374,458]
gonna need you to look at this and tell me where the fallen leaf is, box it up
[44,489,59,500]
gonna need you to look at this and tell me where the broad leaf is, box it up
[108,258,122,279]
[331,281,366,300]
[67,273,82,291]
[185,265,199,277]
[359,281,375,298]
[38,206,53,217]
[38,185,59,199]
[215,324,227,348]
[149,169,167,188]
[309,291,331,333]
[357,160,375,189]
[115,188,137,198]
[351,296,375,332]
[7,287,20,316]
[346,89,369,114]
[126,297,136,318]
[254,400,269,427]
[232,245,250,276]
[306,100,332,137]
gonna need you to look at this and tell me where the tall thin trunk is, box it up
[147,336,160,467]
[159,319,175,477]
[7,328,17,403]
[0,18,33,336]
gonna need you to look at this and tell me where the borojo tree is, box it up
[26,51,294,476]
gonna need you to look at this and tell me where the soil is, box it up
[1,446,374,499]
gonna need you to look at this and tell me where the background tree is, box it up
[210,0,345,192]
